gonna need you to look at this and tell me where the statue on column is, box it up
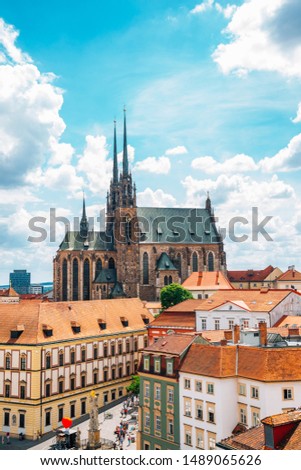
[88,391,100,448]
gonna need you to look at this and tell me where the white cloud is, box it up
[137,188,177,207]
[215,3,237,19]
[134,156,171,174]
[259,133,301,172]
[0,19,68,187]
[213,0,301,78]
[191,153,258,174]
[77,135,112,195]
[190,0,214,14]
[0,18,31,64]
[48,137,75,166]
[165,145,188,156]
[26,164,84,196]
[117,144,135,166]
[292,102,301,124]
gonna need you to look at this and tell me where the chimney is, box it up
[288,327,299,337]
[259,321,267,347]
[224,330,232,341]
[233,324,240,344]
[220,339,227,346]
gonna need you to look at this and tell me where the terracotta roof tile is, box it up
[149,311,196,328]
[182,271,234,290]
[227,265,275,282]
[0,298,152,344]
[277,269,301,281]
[262,410,301,427]
[180,343,301,381]
[219,426,265,450]
[143,334,195,355]
[165,299,203,312]
[179,343,237,377]
[195,289,298,312]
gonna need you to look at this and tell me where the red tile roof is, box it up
[149,311,196,328]
[277,269,301,282]
[182,271,233,290]
[180,343,301,381]
[0,298,152,344]
[143,334,195,355]
[227,265,275,282]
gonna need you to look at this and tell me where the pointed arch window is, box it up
[108,257,115,269]
[164,275,168,286]
[192,252,198,272]
[96,259,102,278]
[208,252,214,272]
[169,276,172,284]
[72,258,79,301]
[83,259,90,300]
[62,259,68,301]
[176,253,182,278]
[143,252,149,285]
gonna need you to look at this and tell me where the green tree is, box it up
[160,283,193,310]
[126,375,140,395]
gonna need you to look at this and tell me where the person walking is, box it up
[6,432,10,444]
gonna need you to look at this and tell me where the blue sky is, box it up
[1,0,301,283]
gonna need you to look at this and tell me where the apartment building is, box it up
[179,324,301,449]
[0,298,151,439]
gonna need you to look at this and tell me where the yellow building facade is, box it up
[0,298,151,439]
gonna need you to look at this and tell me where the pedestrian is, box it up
[6,432,10,444]
[124,408,127,416]
[1,435,4,445]
[127,434,131,446]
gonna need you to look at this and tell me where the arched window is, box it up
[169,275,172,284]
[164,275,168,286]
[192,252,198,272]
[208,252,214,272]
[125,218,132,244]
[96,259,102,278]
[83,259,90,300]
[62,259,68,301]
[108,257,115,269]
[176,253,182,278]
[143,252,149,285]
[72,258,78,301]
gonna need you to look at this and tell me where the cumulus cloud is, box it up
[26,164,84,196]
[134,156,171,174]
[259,133,301,172]
[292,103,301,124]
[137,188,177,207]
[77,135,112,195]
[190,0,214,14]
[165,145,188,156]
[213,0,301,78]
[0,19,68,187]
[191,154,258,174]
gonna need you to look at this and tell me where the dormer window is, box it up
[120,317,129,327]
[144,356,150,371]
[154,358,161,373]
[10,324,24,339]
[98,319,107,330]
[71,322,81,334]
[142,315,150,325]
[166,360,173,375]
[43,324,53,337]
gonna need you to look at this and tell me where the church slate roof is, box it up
[137,207,219,244]
[94,269,116,284]
[58,231,114,251]
[58,207,220,251]
[156,252,177,271]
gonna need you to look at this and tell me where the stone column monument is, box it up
[88,391,100,448]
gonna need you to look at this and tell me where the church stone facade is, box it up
[53,111,227,302]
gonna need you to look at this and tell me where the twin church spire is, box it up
[112,108,129,185]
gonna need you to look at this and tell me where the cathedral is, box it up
[53,111,227,302]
